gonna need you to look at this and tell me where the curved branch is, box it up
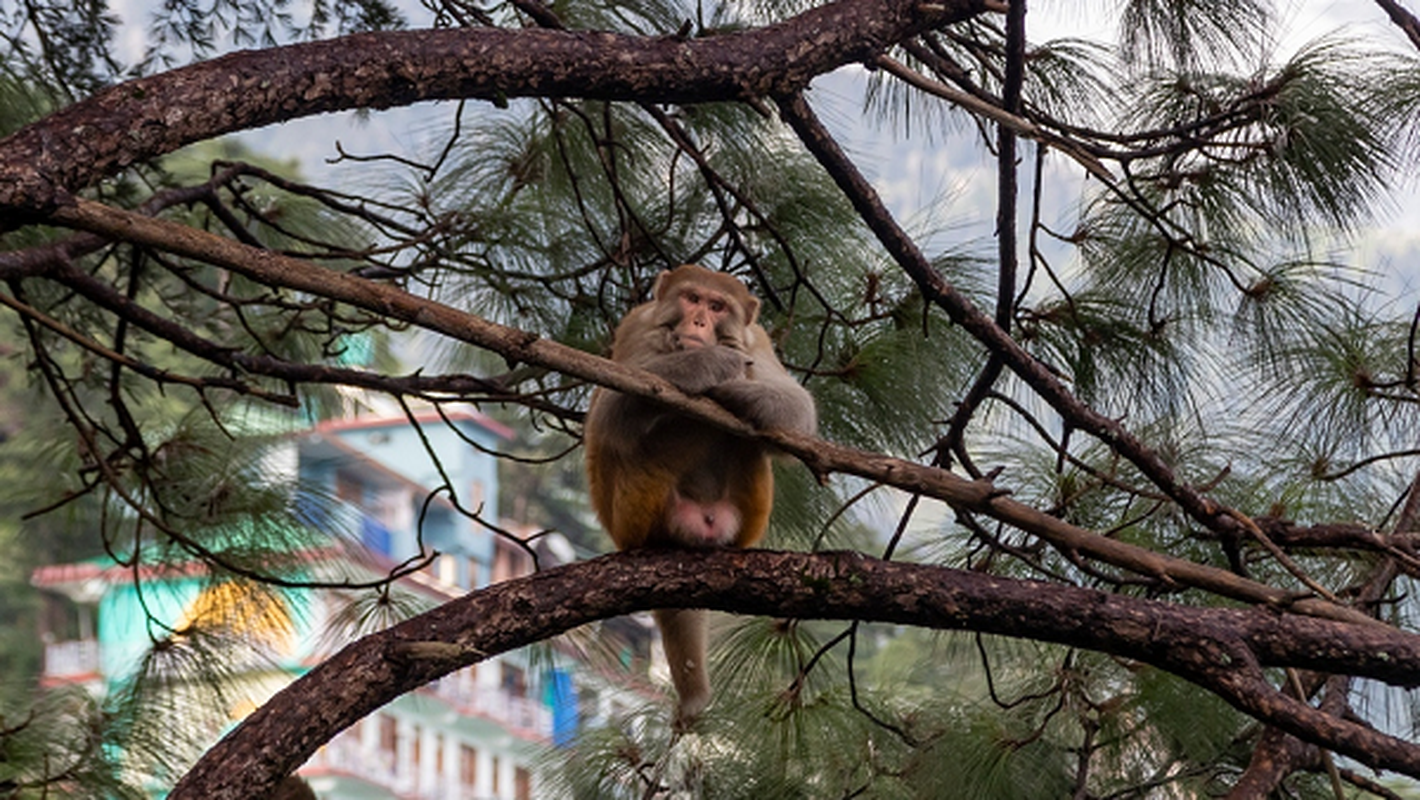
[0,0,990,211]
[171,549,1420,799]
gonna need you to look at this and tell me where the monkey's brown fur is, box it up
[584,265,816,726]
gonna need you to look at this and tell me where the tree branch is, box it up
[1231,474,1420,795]
[0,0,990,211]
[170,549,1420,799]
[773,90,1255,555]
[40,196,1380,627]
[1376,0,1420,50]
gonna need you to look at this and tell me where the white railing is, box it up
[43,639,100,678]
[307,733,406,795]
[424,672,552,739]
[306,732,475,800]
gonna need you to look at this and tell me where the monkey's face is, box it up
[672,286,734,349]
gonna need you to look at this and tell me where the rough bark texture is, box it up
[0,0,986,212]
[1227,478,1420,796]
[170,549,1420,799]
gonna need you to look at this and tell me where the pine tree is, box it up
[3,0,1420,797]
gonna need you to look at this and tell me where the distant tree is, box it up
[4,0,1420,798]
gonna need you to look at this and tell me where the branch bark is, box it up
[1376,0,1420,50]
[1230,474,1420,796]
[170,549,1420,799]
[0,0,988,211]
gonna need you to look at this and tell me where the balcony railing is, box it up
[424,671,552,739]
[305,731,475,800]
[43,639,100,679]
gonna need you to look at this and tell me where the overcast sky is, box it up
[105,0,1420,296]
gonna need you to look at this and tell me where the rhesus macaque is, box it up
[584,264,816,726]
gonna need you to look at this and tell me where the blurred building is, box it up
[33,410,651,799]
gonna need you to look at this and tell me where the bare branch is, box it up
[1376,0,1420,50]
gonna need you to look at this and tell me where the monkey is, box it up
[584,264,816,727]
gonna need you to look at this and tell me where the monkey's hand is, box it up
[707,377,818,435]
[646,345,749,395]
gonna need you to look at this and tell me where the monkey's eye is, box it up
[709,299,726,314]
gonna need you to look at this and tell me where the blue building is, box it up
[33,410,612,799]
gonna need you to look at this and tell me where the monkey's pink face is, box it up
[673,286,732,349]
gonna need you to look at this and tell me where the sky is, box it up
[102,0,1420,295]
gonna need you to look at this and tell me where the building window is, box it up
[378,714,398,760]
[500,664,526,699]
[515,766,532,800]
[372,487,412,531]
[491,538,532,584]
[491,755,501,795]
[335,470,363,505]
[411,724,422,778]
[435,733,445,779]
[579,685,601,721]
[459,744,477,788]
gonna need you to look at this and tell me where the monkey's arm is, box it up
[585,343,747,445]
[634,345,747,395]
[707,325,817,435]
[709,375,816,434]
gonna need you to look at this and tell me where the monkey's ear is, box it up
[650,270,675,300]
[742,293,761,325]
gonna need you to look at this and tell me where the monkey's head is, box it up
[651,264,760,351]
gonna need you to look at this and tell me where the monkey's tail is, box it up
[654,607,711,730]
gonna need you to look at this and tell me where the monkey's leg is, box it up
[654,607,710,729]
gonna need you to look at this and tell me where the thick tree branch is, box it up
[38,197,1379,627]
[0,0,989,212]
[170,549,1420,799]
[1232,475,1420,795]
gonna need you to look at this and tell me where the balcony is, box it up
[305,729,473,800]
[424,671,552,740]
[42,639,100,682]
